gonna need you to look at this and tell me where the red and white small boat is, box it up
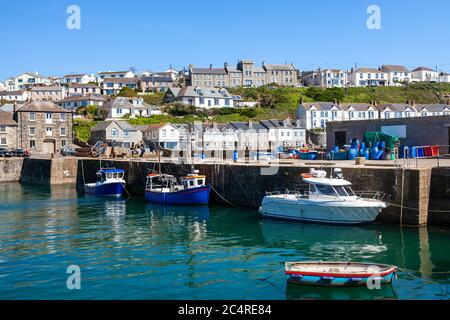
[285,261,397,287]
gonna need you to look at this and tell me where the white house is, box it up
[5,72,52,90]
[30,86,67,102]
[144,123,180,150]
[415,104,450,117]
[0,90,30,102]
[260,119,306,148]
[341,103,380,121]
[0,81,5,91]
[317,69,348,88]
[348,68,387,87]
[61,73,97,85]
[56,94,107,112]
[439,72,450,83]
[97,70,135,83]
[104,97,159,119]
[378,104,418,119]
[297,102,345,129]
[68,84,102,97]
[411,67,438,82]
[230,121,269,150]
[101,78,139,96]
[380,65,412,86]
[164,86,236,109]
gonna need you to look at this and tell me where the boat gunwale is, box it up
[285,262,397,278]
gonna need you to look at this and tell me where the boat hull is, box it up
[145,185,211,205]
[260,196,385,225]
[85,182,125,198]
[286,262,397,287]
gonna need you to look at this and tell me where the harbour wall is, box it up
[74,158,449,227]
[0,157,448,226]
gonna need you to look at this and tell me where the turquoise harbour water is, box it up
[0,183,449,300]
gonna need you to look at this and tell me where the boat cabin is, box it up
[97,168,125,182]
[301,170,356,198]
[146,174,178,191]
[180,174,206,190]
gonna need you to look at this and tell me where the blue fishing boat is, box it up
[145,171,210,205]
[285,261,397,287]
[85,168,126,198]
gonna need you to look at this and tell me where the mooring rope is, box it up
[80,159,86,192]
[227,163,258,207]
[209,185,243,208]
[258,267,285,281]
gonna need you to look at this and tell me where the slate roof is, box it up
[299,102,341,111]
[381,65,410,72]
[91,120,137,132]
[191,68,227,75]
[57,94,107,104]
[30,86,65,91]
[173,86,233,99]
[139,76,173,83]
[230,121,268,131]
[16,101,71,113]
[264,64,296,71]
[412,66,435,72]
[415,104,450,112]
[340,103,375,111]
[102,77,139,84]
[0,111,17,126]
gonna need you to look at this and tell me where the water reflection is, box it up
[0,183,449,300]
[286,283,398,300]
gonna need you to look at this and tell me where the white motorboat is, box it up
[259,168,388,225]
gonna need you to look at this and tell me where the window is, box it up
[161,129,167,137]
[29,127,36,135]
[0,125,5,133]
[199,97,205,104]
[111,128,118,136]
[60,113,67,122]
[214,99,219,106]
[60,127,66,136]
[62,140,67,147]
[315,184,337,196]
[29,113,36,121]
[46,127,53,136]
[46,113,52,120]
[30,140,36,149]
[384,111,390,118]
[0,138,6,145]
[116,108,122,114]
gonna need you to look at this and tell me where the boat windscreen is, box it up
[334,186,349,197]
[315,184,338,196]
[344,186,355,196]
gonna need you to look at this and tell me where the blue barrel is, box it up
[351,139,360,150]
[363,149,370,160]
[399,146,409,159]
[233,151,238,162]
[332,146,339,153]
[379,141,386,149]
[348,148,358,160]
[370,147,379,160]
[360,142,366,151]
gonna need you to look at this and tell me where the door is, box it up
[43,139,55,155]
[335,131,347,148]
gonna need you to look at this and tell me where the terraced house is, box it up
[187,60,299,88]
[0,111,18,150]
[15,101,72,155]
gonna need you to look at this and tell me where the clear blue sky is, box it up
[1,0,450,80]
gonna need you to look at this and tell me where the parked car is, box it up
[61,147,77,156]
[12,149,30,158]
[0,148,13,157]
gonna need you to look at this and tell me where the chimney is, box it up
[224,62,228,69]
[209,64,213,69]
